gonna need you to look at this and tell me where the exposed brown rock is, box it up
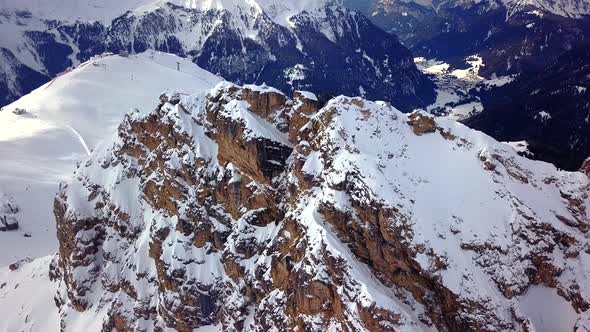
[55,188,107,312]
[529,255,561,287]
[242,86,286,120]
[206,90,293,183]
[358,304,401,332]
[407,112,437,135]
[319,202,479,331]
[580,158,590,177]
[560,285,590,313]
[289,91,319,140]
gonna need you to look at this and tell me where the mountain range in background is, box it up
[467,44,590,170]
[0,0,434,111]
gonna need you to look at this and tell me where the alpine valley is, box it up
[346,0,590,169]
[1,1,590,332]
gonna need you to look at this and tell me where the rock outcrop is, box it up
[51,82,590,331]
[580,158,590,177]
[0,192,19,232]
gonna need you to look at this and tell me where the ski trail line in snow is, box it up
[66,125,92,155]
[45,78,58,90]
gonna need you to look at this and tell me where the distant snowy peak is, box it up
[504,0,590,18]
[374,0,590,18]
[0,0,333,24]
[194,0,333,24]
[446,0,590,17]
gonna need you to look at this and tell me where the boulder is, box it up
[407,111,437,135]
[0,216,19,231]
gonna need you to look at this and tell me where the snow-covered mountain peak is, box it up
[3,81,583,331]
[193,0,331,12]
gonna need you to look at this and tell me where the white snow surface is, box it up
[295,90,319,101]
[0,51,221,266]
[504,140,534,156]
[518,285,579,332]
[0,256,60,331]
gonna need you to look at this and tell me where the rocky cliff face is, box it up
[0,1,435,111]
[48,82,590,331]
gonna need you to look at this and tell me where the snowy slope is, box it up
[0,256,60,331]
[0,50,221,266]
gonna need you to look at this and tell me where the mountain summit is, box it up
[2,82,587,331]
